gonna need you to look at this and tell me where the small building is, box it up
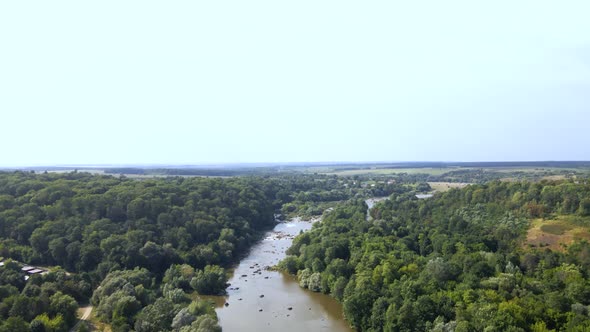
[28,269,44,274]
[21,266,35,272]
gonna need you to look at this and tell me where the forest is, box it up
[281,179,590,331]
[0,171,370,331]
[0,170,402,331]
[2,169,590,331]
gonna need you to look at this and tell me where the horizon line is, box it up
[2,160,590,170]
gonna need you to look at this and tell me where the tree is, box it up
[0,317,31,332]
[416,182,432,193]
[49,292,77,326]
[190,265,226,295]
[31,313,66,332]
[171,307,196,330]
[9,296,35,321]
[134,298,176,332]
[578,198,590,216]
[279,256,301,274]
[179,315,221,332]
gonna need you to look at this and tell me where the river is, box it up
[211,219,353,332]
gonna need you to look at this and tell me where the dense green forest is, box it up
[281,179,590,331]
[0,171,404,331]
[0,171,367,331]
[3,169,590,331]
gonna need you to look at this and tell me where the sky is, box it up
[1,1,589,166]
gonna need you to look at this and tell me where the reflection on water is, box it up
[211,220,353,332]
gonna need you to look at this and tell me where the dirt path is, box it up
[70,306,93,332]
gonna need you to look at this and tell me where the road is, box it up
[69,306,93,332]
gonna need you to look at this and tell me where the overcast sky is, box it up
[1,1,589,166]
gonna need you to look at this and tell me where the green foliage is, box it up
[579,198,590,216]
[282,180,590,331]
[0,266,87,332]
[178,315,221,332]
[92,268,156,328]
[416,182,432,193]
[0,316,31,332]
[4,171,589,331]
[278,255,302,274]
[134,298,177,332]
[3,172,352,330]
[0,172,285,274]
[189,265,226,295]
[31,313,66,332]
[132,297,220,332]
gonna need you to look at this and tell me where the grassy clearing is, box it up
[540,223,572,235]
[427,182,470,192]
[525,216,590,252]
[85,310,111,332]
[540,175,568,181]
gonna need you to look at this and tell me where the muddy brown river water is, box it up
[210,219,354,332]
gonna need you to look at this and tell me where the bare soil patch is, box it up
[525,216,590,252]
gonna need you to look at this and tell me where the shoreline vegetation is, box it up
[211,215,352,331]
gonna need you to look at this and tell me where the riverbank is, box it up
[212,218,352,331]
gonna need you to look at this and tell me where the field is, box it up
[319,167,451,176]
[9,162,590,180]
[524,216,590,252]
[310,164,588,180]
[427,182,470,192]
